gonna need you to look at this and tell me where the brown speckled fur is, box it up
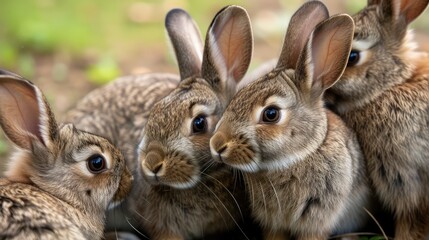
[210,4,373,239]
[66,73,179,170]
[133,6,253,239]
[326,0,429,239]
[0,74,132,239]
[67,7,254,240]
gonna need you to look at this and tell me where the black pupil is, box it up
[263,107,279,122]
[348,50,360,66]
[89,155,105,172]
[193,115,206,133]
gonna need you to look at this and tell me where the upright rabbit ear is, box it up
[166,8,203,80]
[0,69,23,78]
[379,0,429,25]
[201,5,252,99]
[0,75,58,151]
[276,1,329,69]
[295,14,354,100]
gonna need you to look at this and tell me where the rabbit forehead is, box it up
[145,81,220,138]
[225,73,297,121]
[59,127,120,166]
[353,5,381,42]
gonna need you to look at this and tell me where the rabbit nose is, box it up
[210,132,229,160]
[145,152,165,174]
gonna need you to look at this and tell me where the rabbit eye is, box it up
[347,50,360,67]
[87,154,106,173]
[262,106,280,123]
[192,115,207,134]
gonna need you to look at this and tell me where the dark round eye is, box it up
[192,115,207,134]
[262,106,280,123]
[87,155,106,173]
[347,50,360,67]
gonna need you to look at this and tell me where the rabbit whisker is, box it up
[200,172,244,221]
[267,178,282,214]
[199,181,250,240]
[258,181,268,217]
[244,174,255,212]
[207,197,229,227]
[131,209,151,222]
[125,217,149,239]
[363,207,389,239]
[200,160,216,174]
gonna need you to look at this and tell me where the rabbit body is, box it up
[326,0,429,238]
[132,6,254,239]
[66,6,254,239]
[0,74,132,239]
[1,180,92,239]
[210,2,373,239]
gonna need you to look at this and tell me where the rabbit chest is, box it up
[339,76,429,213]
[130,169,246,238]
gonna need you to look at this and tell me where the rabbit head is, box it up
[210,2,355,173]
[0,74,132,211]
[326,0,429,112]
[137,6,252,189]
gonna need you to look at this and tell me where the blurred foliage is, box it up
[0,0,252,55]
[0,0,253,82]
[87,56,121,84]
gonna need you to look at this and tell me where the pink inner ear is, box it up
[211,8,252,82]
[400,0,428,23]
[0,79,42,149]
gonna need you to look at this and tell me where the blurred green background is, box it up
[0,0,429,168]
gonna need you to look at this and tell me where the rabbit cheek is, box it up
[210,131,259,172]
[162,155,200,189]
[111,166,132,206]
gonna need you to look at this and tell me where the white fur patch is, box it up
[137,134,147,154]
[352,39,376,51]
[228,160,260,173]
[168,174,200,189]
[258,154,301,172]
[35,87,52,148]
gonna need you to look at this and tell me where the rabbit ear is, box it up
[380,0,429,24]
[201,5,252,96]
[294,14,354,100]
[0,75,58,151]
[0,69,23,78]
[166,8,203,80]
[276,1,329,69]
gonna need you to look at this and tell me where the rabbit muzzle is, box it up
[141,149,166,181]
[210,131,230,163]
[110,166,133,209]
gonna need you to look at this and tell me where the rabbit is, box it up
[66,6,256,239]
[131,5,255,240]
[325,0,429,239]
[209,2,374,240]
[0,73,133,239]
